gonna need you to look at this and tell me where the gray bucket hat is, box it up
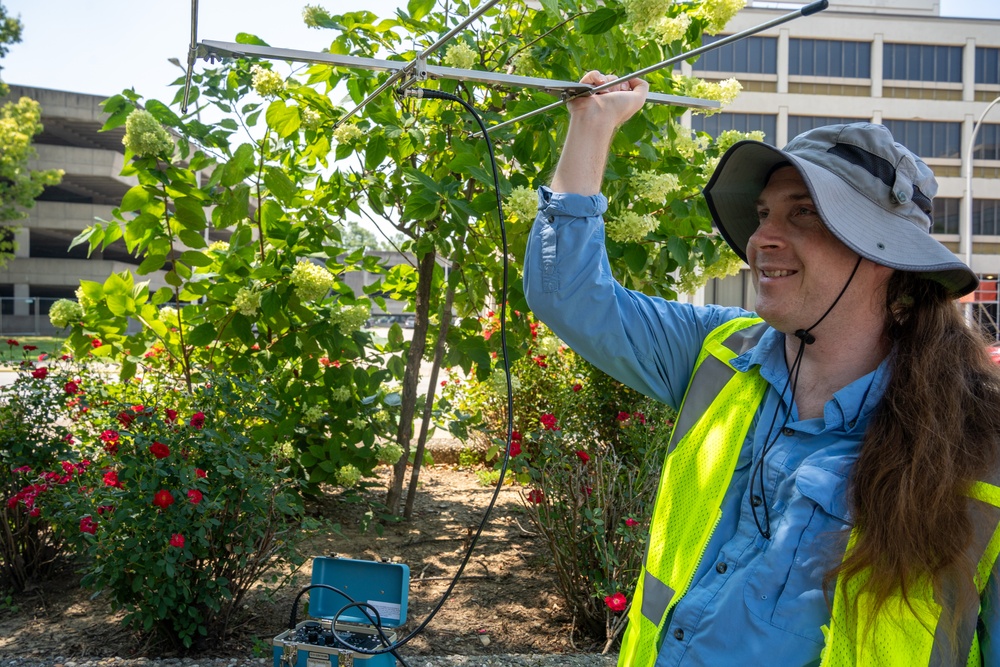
[703,122,978,297]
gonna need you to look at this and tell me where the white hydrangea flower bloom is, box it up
[290,260,334,302]
[335,464,362,488]
[234,285,262,317]
[251,64,286,97]
[507,186,538,222]
[333,123,364,144]
[378,443,404,465]
[632,171,682,203]
[624,0,675,34]
[304,405,325,422]
[48,299,83,329]
[122,109,173,158]
[331,386,352,402]
[606,211,659,244]
[653,13,691,43]
[536,335,560,357]
[443,42,477,70]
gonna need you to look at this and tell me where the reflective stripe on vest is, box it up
[618,316,769,667]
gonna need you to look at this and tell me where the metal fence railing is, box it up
[0,297,70,336]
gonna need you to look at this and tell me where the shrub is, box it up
[0,345,77,592]
[32,372,311,649]
[445,314,674,644]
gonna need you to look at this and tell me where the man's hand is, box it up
[551,71,649,196]
[567,70,649,129]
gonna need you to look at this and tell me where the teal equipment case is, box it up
[273,556,410,667]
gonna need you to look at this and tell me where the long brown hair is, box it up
[834,270,1000,637]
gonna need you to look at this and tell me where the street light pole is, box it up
[961,95,1000,267]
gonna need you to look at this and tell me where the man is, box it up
[523,71,1000,665]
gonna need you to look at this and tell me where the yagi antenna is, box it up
[182,0,830,134]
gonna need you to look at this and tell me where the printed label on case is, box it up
[366,599,401,620]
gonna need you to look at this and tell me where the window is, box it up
[691,113,777,145]
[932,197,960,235]
[883,43,962,82]
[880,120,961,159]
[787,116,869,141]
[974,124,1000,161]
[693,35,777,74]
[973,199,1000,236]
[975,47,1000,85]
[789,39,870,78]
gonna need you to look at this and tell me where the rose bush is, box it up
[4,356,314,649]
[0,344,78,593]
[443,313,673,645]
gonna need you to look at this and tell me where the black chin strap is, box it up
[749,255,864,539]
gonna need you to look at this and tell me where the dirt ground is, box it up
[0,463,605,661]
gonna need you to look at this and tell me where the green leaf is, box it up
[179,250,213,267]
[623,244,649,273]
[178,229,207,249]
[365,134,389,171]
[185,323,217,347]
[668,236,689,267]
[263,166,297,204]
[137,254,167,274]
[120,185,153,211]
[580,7,622,35]
[265,100,301,138]
[173,197,207,230]
[235,32,270,46]
[221,143,256,187]
[151,287,174,305]
[407,0,435,20]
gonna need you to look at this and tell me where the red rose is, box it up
[91,338,102,348]
[117,411,135,428]
[97,504,114,515]
[31,367,48,379]
[60,354,71,361]
[604,592,627,612]
[149,442,170,459]
[509,440,522,457]
[22,344,37,352]
[80,516,96,534]
[616,411,630,422]
[131,404,147,413]
[153,489,174,509]
[64,381,79,394]
[572,383,582,392]
[539,413,559,431]
[189,411,205,429]
[195,468,207,479]
[526,489,545,504]
[625,518,639,528]
[103,470,122,488]
[169,533,185,548]
[5,339,17,346]
[576,450,590,464]
[632,412,647,425]
[187,489,203,504]
[533,355,548,368]
[165,408,178,423]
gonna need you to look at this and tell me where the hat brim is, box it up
[703,140,979,298]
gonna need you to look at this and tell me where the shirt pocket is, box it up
[744,465,852,645]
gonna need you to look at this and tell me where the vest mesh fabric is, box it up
[618,317,767,667]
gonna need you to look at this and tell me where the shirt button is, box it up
[781,427,794,436]
[716,562,728,574]
[751,495,763,507]
[848,419,857,428]
[674,628,685,641]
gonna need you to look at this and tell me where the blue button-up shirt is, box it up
[522,187,1000,666]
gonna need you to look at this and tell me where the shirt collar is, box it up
[730,326,888,434]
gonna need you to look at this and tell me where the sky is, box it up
[3,0,1000,107]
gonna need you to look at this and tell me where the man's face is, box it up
[747,166,889,335]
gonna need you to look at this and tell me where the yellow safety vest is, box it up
[618,316,1000,667]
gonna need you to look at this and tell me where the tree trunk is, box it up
[404,279,456,519]
[385,248,437,516]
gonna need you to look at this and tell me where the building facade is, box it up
[0,85,162,334]
[682,0,1000,337]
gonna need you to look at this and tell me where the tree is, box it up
[63,0,754,517]
[0,2,63,266]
